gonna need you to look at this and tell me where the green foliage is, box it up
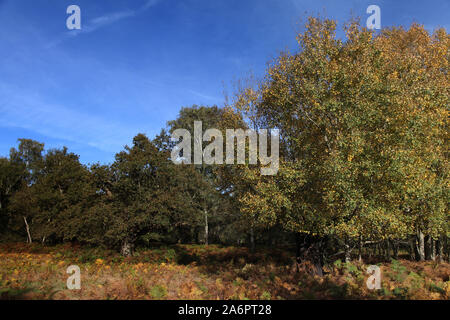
[260,291,271,300]
[390,260,408,282]
[164,249,177,263]
[0,15,448,267]
[344,262,361,277]
[0,286,34,300]
[333,259,342,269]
[429,282,445,294]
[392,287,409,299]
[150,285,168,299]
[407,272,424,290]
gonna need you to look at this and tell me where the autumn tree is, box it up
[233,17,449,267]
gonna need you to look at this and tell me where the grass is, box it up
[0,242,448,300]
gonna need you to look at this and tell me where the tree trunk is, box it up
[194,227,199,244]
[390,240,398,260]
[446,236,450,263]
[121,239,133,257]
[312,240,324,277]
[249,227,255,253]
[425,235,431,260]
[358,236,363,262]
[204,208,208,246]
[436,237,443,262]
[267,232,272,247]
[385,240,391,261]
[430,238,436,261]
[23,216,32,244]
[344,242,351,263]
[295,233,324,276]
[416,229,425,261]
[409,237,416,261]
[295,233,303,272]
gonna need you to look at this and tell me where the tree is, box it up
[0,157,26,238]
[233,17,449,268]
[9,138,44,184]
[168,105,229,245]
[5,139,45,242]
[9,146,93,244]
[101,133,206,255]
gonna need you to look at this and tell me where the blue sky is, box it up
[0,0,448,165]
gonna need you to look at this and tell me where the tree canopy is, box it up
[0,17,448,263]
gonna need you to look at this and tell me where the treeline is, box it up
[0,17,448,268]
[0,106,281,256]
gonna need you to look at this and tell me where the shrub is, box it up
[260,291,271,300]
[164,249,177,263]
[150,285,167,299]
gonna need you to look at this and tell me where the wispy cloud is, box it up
[69,10,135,36]
[47,0,161,47]
[0,82,139,154]
[142,0,161,10]
[188,89,222,103]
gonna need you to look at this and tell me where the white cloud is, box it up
[48,0,162,47]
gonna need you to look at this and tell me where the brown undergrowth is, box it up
[0,243,448,300]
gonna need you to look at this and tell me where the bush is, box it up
[260,291,271,300]
[150,285,167,299]
[164,249,177,263]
